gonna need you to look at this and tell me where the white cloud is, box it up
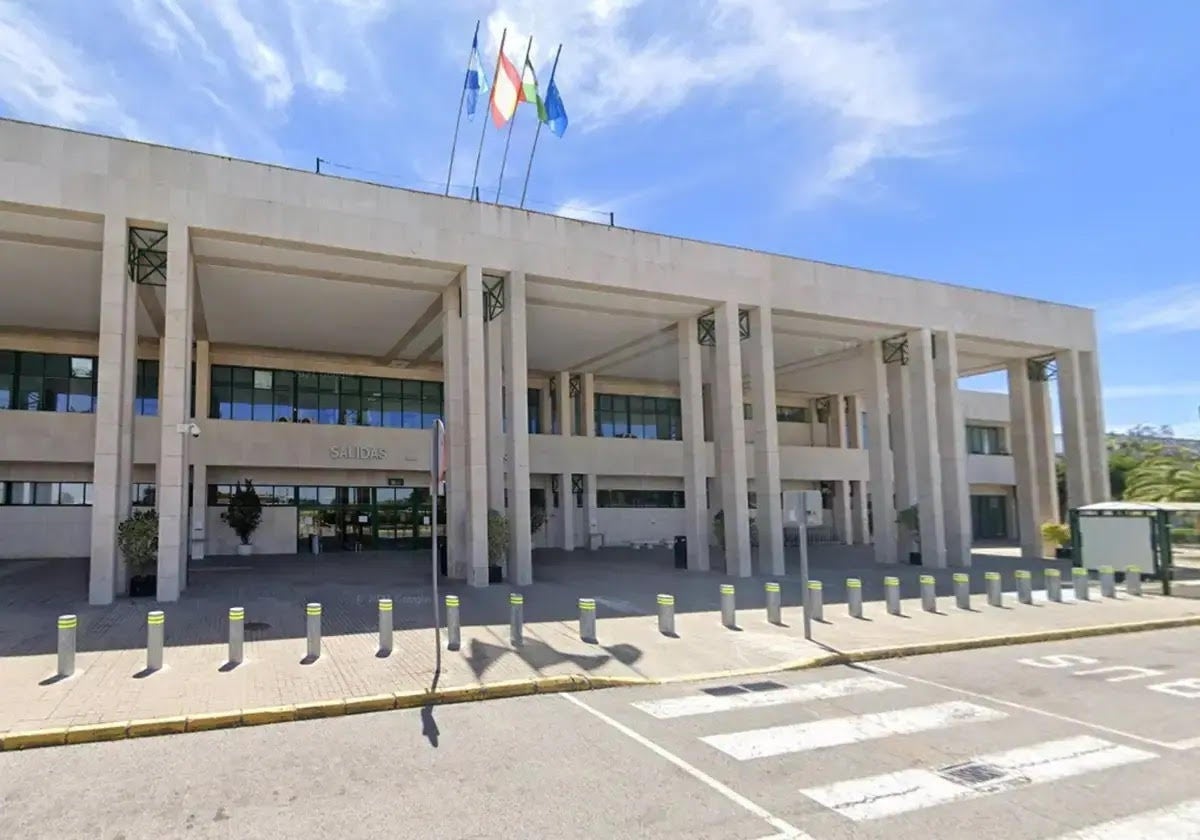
[208,0,294,107]
[1104,382,1200,399]
[1104,283,1200,335]
[124,0,224,70]
[0,1,140,136]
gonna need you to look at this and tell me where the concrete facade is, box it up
[0,119,1107,603]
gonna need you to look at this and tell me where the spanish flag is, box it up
[490,48,521,129]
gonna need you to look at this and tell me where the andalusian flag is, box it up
[520,56,548,122]
[490,48,521,128]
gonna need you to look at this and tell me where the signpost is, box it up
[431,419,446,673]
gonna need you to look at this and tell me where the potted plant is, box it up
[221,480,263,556]
[530,504,547,538]
[1041,521,1072,559]
[118,508,159,597]
[897,504,921,564]
[487,509,510,583]
[712,510,760,550]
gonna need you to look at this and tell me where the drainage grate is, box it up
[741,681,786,693]
[702,685,749,697]
[936,761,1029,794]
[244,621,271,633]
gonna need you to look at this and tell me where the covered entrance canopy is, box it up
[1071,501,1200,592]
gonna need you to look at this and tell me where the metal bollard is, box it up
[953,573,970,610]
[378,597,393,655]
[227,607,245,667]
[306,602,322,661]
[657,594,676,636]
[720,584,736,628]
[445,594,461,650]
[885,576,901,615]
[579,598,597,642]
[510,593,524,646]
[146,610,165,672]
[57,614,77,678]
[1016,570,1033,605]
[1073,567,1090,600]
[765,582,782,625]
[1046,568,1062,602]
[847,578,863,619]
[807,581,823,622]
[1126,566,1143,597]
[985,571,1002,607]
[920,575,937,612]
[1100,566,1116,598]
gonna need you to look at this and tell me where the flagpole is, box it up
[444,20,481,196]
[520,43,562,210]
[471,28,507,202]
[495,35,533,205]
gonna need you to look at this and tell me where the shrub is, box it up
[487,509,510,565]
[896,505,920,550]
[220,480,263,545]
[1041,521,1072,548]
[117,509,158,576]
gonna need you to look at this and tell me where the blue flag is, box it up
[464,33,490,119]
[543,77,568,137]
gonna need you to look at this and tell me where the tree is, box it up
[1124,457,1200,502]
[220,480,263,545]
[117,509,158,577]
[896,504,920,552]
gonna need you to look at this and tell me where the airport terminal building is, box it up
[0,119,1110,604]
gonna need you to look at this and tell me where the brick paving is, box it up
[2,545,1197,734]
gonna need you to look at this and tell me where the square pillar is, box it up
[1080,349,1109,502]
[1029,376,1060,525]
[583,473,598,549]
[90,214,136,605]
[555,372,572,436]
[832,481,853,545]
[461,266,490,586]
[485,318,505,511]
[581,372,598,549]
[851,480,869,544]
[747,307,784,575]
[862,341,896,562]
[933,331,971,567]
[886,358,916,513]
[156,223,194,602]
[846,395,863,449]
[503,271,532,585]
[442,284,467,580]
[581,372,596,436]
[555,371,574,551]
[908,329,947,567]
[1008,359,1043,560]
[189,340,210,562]
[713,303,751,576]
[539,385,552,435]
[678,319,709,571]
[1056,348,1092,511]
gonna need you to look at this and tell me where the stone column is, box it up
[539,385,552,435]
[908,329,946,567]
[1056,349,1092,511]
[678,318,710,571]
[933,331,971,567]
[846,394,863,449]
[189,339,210,562]
[851,480,869,544]
[581,372,597,548]
[828,394,851,545]
[713,303,751,576]
[441,284,465,579]
[1029,375,1060,525]
[747,308,784,575]
[555,371,574,550]
[89,213,136,605]
[1008,359,1043,560]
[461,266,489,586]
[155,222,194,602]
[503,271,532,585]
[1080,349,1110,502]
[862,341,896,563]
[485,318,505,512]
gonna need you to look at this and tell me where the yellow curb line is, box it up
[5,614,1200,752]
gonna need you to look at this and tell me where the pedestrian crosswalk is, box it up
[626,672,1196,837]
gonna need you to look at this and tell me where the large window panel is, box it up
[318,374,339,425]
[251,369,275,422]
[422,382,442,429]
[594,393,682,440]
[340,375,362,425]
[296,372,319,423]
[361,377,383,427]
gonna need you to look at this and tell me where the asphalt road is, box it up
[5,628,1200,839]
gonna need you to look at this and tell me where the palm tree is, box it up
[1124,457,1200,503]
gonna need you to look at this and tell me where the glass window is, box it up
[340,376,362,425]
[594,394,681,440]
[251,369,274,422]
[59,483,87,505]
[133,483,156,506]
[422,382,442,429]
[527,388,541,434]
[967,425,1005,455]
[597,488,685,508]
[34,482,57,505]
[297,485,320,504]
[136,359,159,416]
[777,405,808,423]
[296,372,319,424]
[361,378,383,427]
[317,486,337,505]
[8,482,33,504]
[402,380,422,428]
[318,374,339,425]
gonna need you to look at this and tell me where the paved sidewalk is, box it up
[3,561,1199,735]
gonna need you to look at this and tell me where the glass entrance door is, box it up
[340,506,373,551]
[971,495,1009,540]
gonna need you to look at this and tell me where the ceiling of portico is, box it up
[0,207,103,334]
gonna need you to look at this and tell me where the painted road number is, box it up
[1018,654,1200,698]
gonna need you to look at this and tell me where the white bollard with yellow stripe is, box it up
[228,606,245,667]
[885,576,901,615]
[1100,566,1116,598]
[1126,566,1143,597]
[57,614,77,678]
[146,610,165,672]
[657,594,675,636]
[305,602,322,661]
[1073,566,1090,600]
[720,584,736,628]
[920,575,937,612]
[378,597,393,655]
[1045,568,1062,602]
[765,582,782,625]
[847,578,863,618]
[510,593,524,646]
[445,594,461,650]
[1016,570,1033,605]
[579,597,597,643]
[807,580,823,622]
[954,573,970,610]
[985,571,1002,607]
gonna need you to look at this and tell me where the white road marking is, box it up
[1054,798,1200,838]
[560,693,813,840]
[701,700,1005,761]
[801,735,1156,821]
[632,676,903,719]
[866,663,1183,750]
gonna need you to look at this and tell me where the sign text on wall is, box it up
[329,445,387,461]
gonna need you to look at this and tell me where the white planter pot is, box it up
[236,543,253,557]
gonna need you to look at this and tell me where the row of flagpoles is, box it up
[444,21,568,208]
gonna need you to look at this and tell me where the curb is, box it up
[4,614,1199,753]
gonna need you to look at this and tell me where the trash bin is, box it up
[673,535,687,569]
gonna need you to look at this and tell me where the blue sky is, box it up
[1,0,1197,436]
